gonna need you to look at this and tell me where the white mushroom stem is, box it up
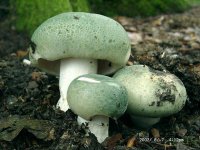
[130,115,160,129]
[57,58,97,112]
[78,116,109,143]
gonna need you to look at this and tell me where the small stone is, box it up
[127,32,143,45]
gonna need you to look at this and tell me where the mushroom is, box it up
[67,74,128,143]
[24,12,131,111]
[113,65,187,128]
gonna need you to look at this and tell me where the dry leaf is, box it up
[16,50,28,58]
[177,129,187,137]
[151,128,160,138]
[106,133,122,150]
[152,16,165,26]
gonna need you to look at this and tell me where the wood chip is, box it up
[16,50,28,58]
[127,134,137,148]
[31,72,42,81]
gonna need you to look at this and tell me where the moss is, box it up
[11,0,89,35]
[69,0,90,12]
[89,0,194,17]
[11,0,199,35]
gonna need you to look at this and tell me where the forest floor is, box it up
[0,6,200,150]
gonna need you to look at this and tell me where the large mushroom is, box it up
[113,65,187,128]
[24,12,131,111]
[67,74,128,143]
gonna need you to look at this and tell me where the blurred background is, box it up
[1,1,200,149]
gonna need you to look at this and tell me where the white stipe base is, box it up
[78,116,109,143]
[57,58,97,112]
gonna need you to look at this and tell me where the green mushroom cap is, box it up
[113,65,187,118]
[67,74,128,120]
[29,12,131,75]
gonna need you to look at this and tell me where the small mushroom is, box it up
[24,12,131,111]
[67,74,128,143]
[113,65,187,128]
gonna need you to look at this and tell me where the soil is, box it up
[0,6,200,150]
